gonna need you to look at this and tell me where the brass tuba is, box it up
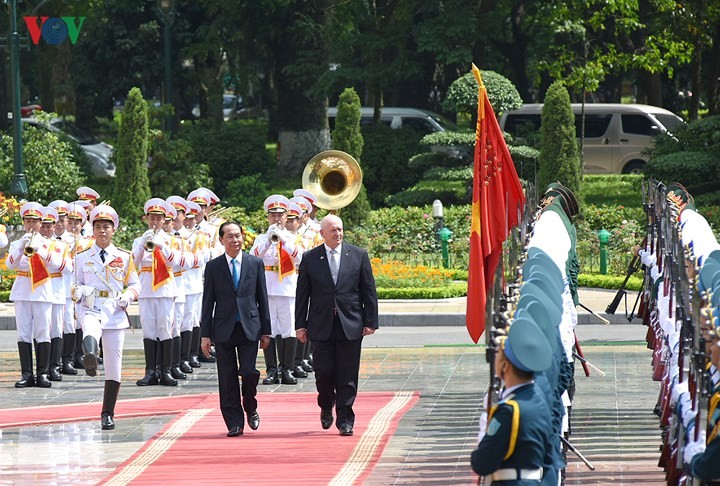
[302,150,363,210]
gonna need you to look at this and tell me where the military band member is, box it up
[252,195,304,385]
[183,200,210,367]
[6,202,66,388]
[293,189,323,248]
[189,188,223,259]
[76,186,100,236]
[73,205,140,430]
[133,198,182,386]
[472,317,554,483]
[39,206,71,382]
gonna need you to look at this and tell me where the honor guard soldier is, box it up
[133,198,183,386]
[189,188,223,259]
[251,195,304,385]
[472,317,554,483]
[76,186,100,236]
[291,196,323,249]
[6,202,67,388]
[39,207,72,382]
[73,205,140,429]
[182,200,210,367]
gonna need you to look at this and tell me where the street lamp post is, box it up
[432,200,453,268]
[6,0,28,198]
[156,0,175,134]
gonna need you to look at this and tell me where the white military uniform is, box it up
[75,244,140,382]
[181,227,209,332]
[6,234,66,343]
[47,238,71,340]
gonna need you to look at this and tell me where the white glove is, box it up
[683,429,706,465]
[477,412,488,443]
[672,380,689,406]
[680,396,695,428]
[71,285,83,303]
[639,249,656,268]
[117,296,129,309]
[650,265,661,282]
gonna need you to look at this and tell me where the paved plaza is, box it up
[0,322,667,485]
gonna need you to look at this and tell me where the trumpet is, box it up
[206,206,231,221]
[268,224,283,243]
[23,230,40,257]
[144,229,159,251]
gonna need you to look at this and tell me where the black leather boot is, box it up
[180,330,193,373]
[73,330,85,369]
[189,327,201,367]
[170,336,186,379]
[101,380,121,430]
[15,341,35,388]
[35,341,52,388]
[262,338,279,384]
[82,335,99,377]
[280,337,298,385]
[49,337,63,381]
[136,339,159,386]
[61,332,78,375]
[159,339,178,386]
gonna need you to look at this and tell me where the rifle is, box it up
[605,246,642,316]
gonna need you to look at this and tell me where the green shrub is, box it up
[509,145,540,183]
[0,126,85,203]
[409,152,466,172]
[644,151,719,192]
[424,167,472,181]
[443,70,523,115]
[577,274,643,292]
[649,115,720,157]
[148,130,213,198]
[0,290,10,302]
[178,120,270,196]
[376,283,467,299]
[421,131,474,148]
[111,87,151,226]
[225,174,271,212]
[361,124,425,207]
[538,81,581,195]
[385,180,468,207]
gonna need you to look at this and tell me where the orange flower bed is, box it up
[371,258,454,288]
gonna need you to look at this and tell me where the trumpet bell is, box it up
[302,150,363,210]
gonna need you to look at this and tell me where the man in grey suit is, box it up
[201,221,271,437]
[296,214,378,436]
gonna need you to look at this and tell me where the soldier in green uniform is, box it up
[471,317,554,484]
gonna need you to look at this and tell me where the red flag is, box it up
[277,241,295,281]
[28,253,50,291]
[466,64,526,343]
[151,248,173,290]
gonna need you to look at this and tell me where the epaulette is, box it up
[116,247,131,254]
[77,247,92,254]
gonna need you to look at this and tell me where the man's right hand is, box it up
[201,337,213,358]
[296,328,307,344]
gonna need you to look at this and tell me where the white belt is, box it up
[491,468,543,481]
[94,289,118,299]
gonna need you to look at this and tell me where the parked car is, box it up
[499,103,685,174]
[327,106,459,135]
[22,117,115,177]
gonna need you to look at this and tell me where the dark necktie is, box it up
[329,249,339,284]
[175,231,180,236]
[100,249,106,263]
[231,258,239,289]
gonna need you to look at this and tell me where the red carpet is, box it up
[0,393,212,428]
[101,391,418,485]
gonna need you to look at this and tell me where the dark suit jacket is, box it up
[200,252,271,343]
[295,243,378,341]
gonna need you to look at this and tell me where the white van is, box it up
[499,103,684,174]
[327,106,458,135]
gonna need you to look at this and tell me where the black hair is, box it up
[219,221,243,238]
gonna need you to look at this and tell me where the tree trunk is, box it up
[0,49,8,132]
[706,24,720,115]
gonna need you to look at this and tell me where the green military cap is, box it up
[502,317,553,373]
[698,260,720,295]
[517,292,563,330]
[705,249,720,267]
[522,278,563,311]
[666,182,696,211]
[516,299,559,353]
[543,182,579,218]
[523,252,563,293]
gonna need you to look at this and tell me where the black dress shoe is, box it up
[301,360,314,373]
[321,409,333,430]
[170,366,187,380]
[247,412,260,431]
[227,426,243,437]
[36,374,52,388]
[14,373,35,388]
[280,368,298,385]
[262,368,279,385]
[84,353,98,377]
[189,355,201,368]
[49,366,63,382]
[293,365,308,378]
[180,361,193,373]
[339,423,353,436]
[101,412,115,430]
[198,354,216,363]
[61,360,78,375]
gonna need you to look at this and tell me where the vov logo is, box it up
[23,17,86,45]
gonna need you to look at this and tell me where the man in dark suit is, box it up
[296,214,378,436]
[201,221,271,437]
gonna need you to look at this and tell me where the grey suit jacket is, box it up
[200,252,271,343]
[295,243,378,341]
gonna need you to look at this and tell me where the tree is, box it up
[443,70,523,120]
[147,130,212,198]
[538,81,580,194]
[112,87,151,226]
[331,88,370,227]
